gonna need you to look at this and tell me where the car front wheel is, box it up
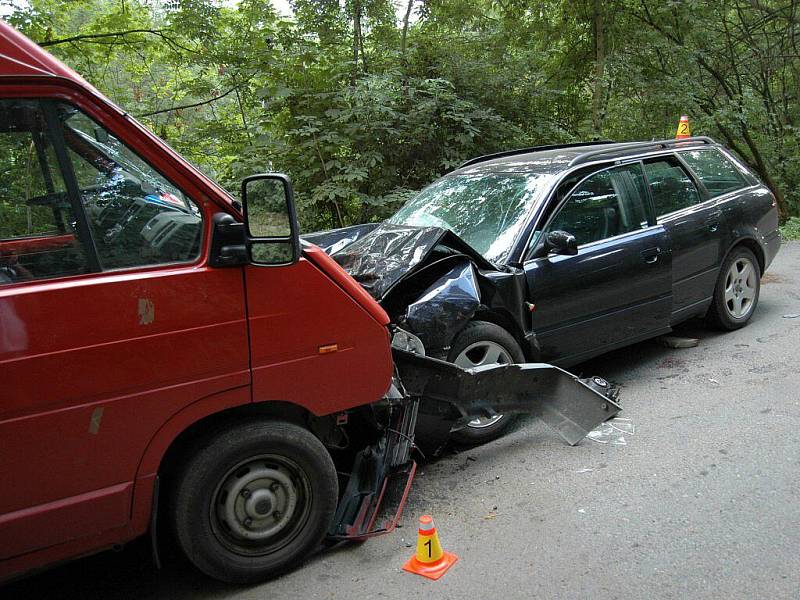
[170,420,338,583]
[447,321,525,445]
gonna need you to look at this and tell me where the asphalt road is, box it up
[5,243,800,600]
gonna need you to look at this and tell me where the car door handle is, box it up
[641,247,661,264]
[705,210,722,233]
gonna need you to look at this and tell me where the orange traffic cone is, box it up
[675,115,691,139]
[402,515,459,580]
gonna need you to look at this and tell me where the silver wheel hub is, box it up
[454,340,512,429]
[211,455,310,555]
[723,257,757,319]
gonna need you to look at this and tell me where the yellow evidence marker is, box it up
[676,114,691,139]
[402,515,459,580]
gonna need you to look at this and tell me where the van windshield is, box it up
[388,172,551,263]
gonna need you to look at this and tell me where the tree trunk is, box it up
[591,0,606,137]
[713,117,790,221]
[351,0,362,86]
[401,0,414,57]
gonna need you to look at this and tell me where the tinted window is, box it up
[547,163,650,246]
[680,149,746,196]
[643,156,702,217]
[59,104,203,270]
[0,100,88,284]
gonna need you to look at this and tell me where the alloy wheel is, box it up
[724,257,757,319]
[454,340,512,429]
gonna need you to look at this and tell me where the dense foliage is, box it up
[5,0,799,230]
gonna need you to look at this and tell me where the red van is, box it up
[0,21,403,583]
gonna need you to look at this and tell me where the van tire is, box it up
[447,321,525,445]
[707,246,761,331]
[171,420,337,584]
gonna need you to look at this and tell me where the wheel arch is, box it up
[725,235,766,274]
[130,388,317,535]
[471,309,532,360]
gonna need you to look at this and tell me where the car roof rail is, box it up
[568,136,717,166]
[458,140,616,169]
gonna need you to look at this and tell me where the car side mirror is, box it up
[241,173,301,265]
[545,230,578,256]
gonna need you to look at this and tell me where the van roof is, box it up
[0,19,101,94]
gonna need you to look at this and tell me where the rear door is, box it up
[642,154,724,322]
[0,97,248,559]
[524,162,672,365]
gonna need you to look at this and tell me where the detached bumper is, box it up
[328,349,621,541]
[394,349,621,446]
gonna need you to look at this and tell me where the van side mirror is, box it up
[241,173,301,265]
[545,230,578,256]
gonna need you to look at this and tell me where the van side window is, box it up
[57,104,203,270]
[680,149,746,196]
[547,163,650,246]
[0,100,89,284]
[643,156,702,217]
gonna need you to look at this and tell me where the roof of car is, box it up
[454,137,719,176]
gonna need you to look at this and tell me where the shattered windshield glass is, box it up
[388,172,550,263]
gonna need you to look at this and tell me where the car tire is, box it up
[170,420,338,584]
[706,246,761,331]
[447,321,525,445]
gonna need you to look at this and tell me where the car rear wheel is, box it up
[171,420,338,583]
[447,321,525,445]
[707,246,761,330]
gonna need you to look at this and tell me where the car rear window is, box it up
[680,149,746,197]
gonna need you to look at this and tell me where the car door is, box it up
[0,97,248,559]
[523,161,672,365]
[642,154,725,322]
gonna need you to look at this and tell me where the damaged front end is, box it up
[305,223,530,358]
[328,336,621,541]
[328,381,419,541]
[311,224,622,541]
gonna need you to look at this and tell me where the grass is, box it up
[781,217,800,240]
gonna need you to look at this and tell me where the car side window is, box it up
[680,149,746,197]
[57,104,203,270]
[643,156,702,217]
[547,163,650,246]
[0,99,89,284]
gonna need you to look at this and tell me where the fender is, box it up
[129,385,251,532]
[723,229,766,272]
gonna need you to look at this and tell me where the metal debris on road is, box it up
[782,313,800,319]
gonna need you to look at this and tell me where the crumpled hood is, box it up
[304,223,498,300]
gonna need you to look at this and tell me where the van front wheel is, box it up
[171,420,338,583]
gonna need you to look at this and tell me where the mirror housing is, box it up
[545,230,578,256]
[241,173,301,266]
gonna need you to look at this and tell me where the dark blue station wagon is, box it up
[310,136,781,443]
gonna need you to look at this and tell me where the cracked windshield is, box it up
[388,173,550,263]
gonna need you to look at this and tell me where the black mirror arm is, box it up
[209,212,247,268]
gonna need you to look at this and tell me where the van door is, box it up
[524,162,672,365]
[0,98,248,558]
[642,154,724,322]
